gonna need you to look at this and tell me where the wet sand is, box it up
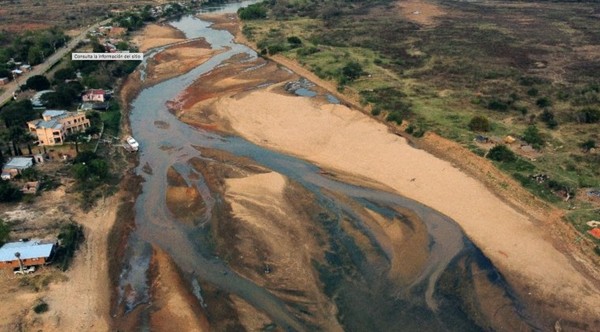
[205,84,600,324]
[132,23,186,53]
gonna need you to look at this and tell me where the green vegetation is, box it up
[55,223,84,271]
[522,125,545,149]
[0,181,23,202]
[0,219,10,245]
[487,145,516,163]
[238,3,268,20]
[468,116,491,132]
[26,75,51,91]
[33,300,49,314]
[0,28,67,66]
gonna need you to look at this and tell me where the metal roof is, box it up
[37,119,63,130]
[42,110,67,118]
[4,157,33,169]
[0,241,54,261]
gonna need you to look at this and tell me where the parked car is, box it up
[13,266,36,275]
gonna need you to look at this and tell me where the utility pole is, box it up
[15,252,24,274]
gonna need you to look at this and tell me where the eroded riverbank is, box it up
[112,2,600,331]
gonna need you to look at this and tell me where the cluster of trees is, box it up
[238,3,268,20]
[0,28,67,66]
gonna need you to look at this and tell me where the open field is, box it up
[0,0,160,30]
[240,0,600,244]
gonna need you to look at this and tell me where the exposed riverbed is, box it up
[113,2,547,331]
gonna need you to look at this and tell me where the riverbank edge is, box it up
[197,12,600,325]
[223,15,600,283]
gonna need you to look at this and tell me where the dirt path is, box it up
[43,195,118,331]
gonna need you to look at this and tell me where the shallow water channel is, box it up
[116,2,537,331]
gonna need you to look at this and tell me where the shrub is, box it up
[580,139,596,152]
[341,61,363,81]
[287,36,302,46]
[33,301,49,314]
[56,223,84,271]
[535,97,552,108]
[468,115,491,132]
[371,108,381,116]
[523,125,545,149]
[26,75,50,91]
[527,88,539,96]
[540,109,558,129]
[576,107,600,124]
[487,145,516,162]
[0,181,22,202]
[487,98,509,112]
[238,4,267,20]
[0,219,10,246]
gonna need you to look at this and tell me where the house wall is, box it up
[0,257,47,269]
[35,127,65,146]
[82,93,105,102]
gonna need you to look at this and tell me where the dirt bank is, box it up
[144,38,219,88]
[208,85,600,327]
[132,23,186,53]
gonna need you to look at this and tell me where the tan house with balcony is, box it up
[27,110,91,146]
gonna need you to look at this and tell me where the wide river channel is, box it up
[117,1,537,331]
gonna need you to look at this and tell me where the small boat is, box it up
[126,136,139,151]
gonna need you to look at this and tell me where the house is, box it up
[20,64,32,72]
[27,110,91,146]
[82,89,106,103]
[1,157,33,180]
[11,69,23,76]
[78,102,95,111]
[21,181,40,195]
[31,90,55,107]
[0,77,9,85]
[0,240,55,269]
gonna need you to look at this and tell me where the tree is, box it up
[54,67,76,81]
[540,109,558,129]
[0,181,22,202]
[535,97,552,108]
[26,75,51,91]
[341,61,363,82]
[0,100,38,127]
[0,219,10,245]
[468,115,491,132]
[523,125,545,149]
[27,46,44,65]
[580,139,596,152]
[238,4,267,20]
[487,145,516,162]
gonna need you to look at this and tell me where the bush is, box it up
[468,115,491,132]
[540,109,558,129]
[487,145,516,162]
[487,98,509,112]
[527,87,538,96]
[26,75,50,91]
[0,219,10,246]
[0,181,22,202]
[340,61,363,81]
[238,4,267,20]
[287,36,302,46]
[580,139,596,152]
[56,223,84,271]
[33,301,49,314]
[523,125,545,149]
[576,107,600,124]
[535,97,552,108]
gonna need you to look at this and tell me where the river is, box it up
[115,1,537,331]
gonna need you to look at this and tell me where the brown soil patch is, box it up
[132,23,186,53]
[169,55,296,130]
[144,39,217,88]
[395,0,447,27]
[148,248,210,332]
[165,166,206,226]
[198,13,240,36]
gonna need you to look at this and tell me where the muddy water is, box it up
[116,2,537,331]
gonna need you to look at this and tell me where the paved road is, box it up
[0,18,112,108]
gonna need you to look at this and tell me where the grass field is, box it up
[243,0,600,239]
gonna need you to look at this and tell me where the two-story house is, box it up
[27,110,91,146]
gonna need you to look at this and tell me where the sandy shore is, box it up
[211,85,600,323]
[132,23,186,53]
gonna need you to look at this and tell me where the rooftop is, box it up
[43,110,67,119]
[0,241,54,262]
[3,157,33,169]
[85,89,105,95]
[36,119,63,130]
